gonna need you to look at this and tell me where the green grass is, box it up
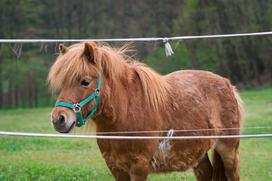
[0,88,272,180]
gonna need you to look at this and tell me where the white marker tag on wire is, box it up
[163,38,174,56]
[159,129,174,159]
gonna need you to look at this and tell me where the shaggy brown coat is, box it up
[48,42,244,181]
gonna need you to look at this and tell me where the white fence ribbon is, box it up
[1,31,272,56]
[0,131,272,140]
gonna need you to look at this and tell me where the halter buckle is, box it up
[95,88,100,95]
[73,103,81,112]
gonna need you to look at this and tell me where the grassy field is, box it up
[0,88,272,181]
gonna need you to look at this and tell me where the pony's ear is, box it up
[59,44,67,54]
[83,42,96,64]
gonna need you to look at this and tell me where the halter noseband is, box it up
[55,67,102,127]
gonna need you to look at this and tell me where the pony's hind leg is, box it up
[193,153,213,181]
[215,139,240,181]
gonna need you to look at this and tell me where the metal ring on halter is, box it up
[73,103,81,112]
[95,88,100,95]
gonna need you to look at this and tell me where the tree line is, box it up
[0,0,271,108]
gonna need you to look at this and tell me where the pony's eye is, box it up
[81,80,90,87]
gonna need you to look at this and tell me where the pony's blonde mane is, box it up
[131,62,170,110]
[47,43,101,92]
[48,42,170,111]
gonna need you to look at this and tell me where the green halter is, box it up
[55,67,102,127]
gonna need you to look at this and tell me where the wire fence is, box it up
[1,31,272,43]
[1,31,272,56]
[1,125,272,140]
[93,126,272,135]
[0,131,272,139]
[1,31,272,139]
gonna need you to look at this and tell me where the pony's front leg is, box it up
[109,166,130,181]
[129,159,150,181]
[193,153,213,181]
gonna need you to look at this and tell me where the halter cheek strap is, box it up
[55,67,102,127]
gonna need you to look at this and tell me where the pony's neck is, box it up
[97,60,137,123]
[94,47,170,130]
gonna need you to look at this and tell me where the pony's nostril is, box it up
[58,115,65,125]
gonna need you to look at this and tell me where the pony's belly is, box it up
[150,139,214,173]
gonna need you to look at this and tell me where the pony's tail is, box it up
[226,80,244,128]
[212,150,227,181]
[232,86,244,128]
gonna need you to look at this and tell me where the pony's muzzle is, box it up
[51,107,76,133]
[57,114,65,125]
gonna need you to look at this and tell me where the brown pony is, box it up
[48,42,244,181]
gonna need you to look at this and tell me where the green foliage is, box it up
[145,43,191,74]
[1,49,52,108]
[0,0,272,108]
